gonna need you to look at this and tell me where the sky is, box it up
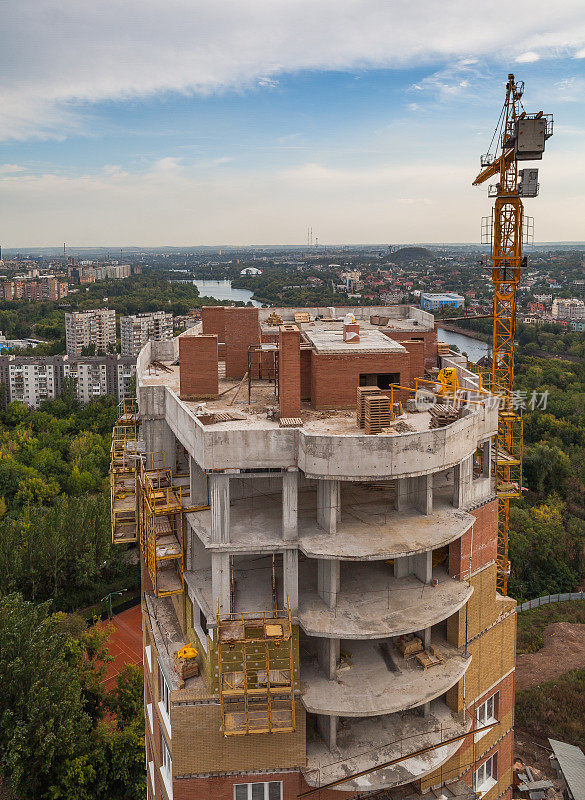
[1,1,585,247]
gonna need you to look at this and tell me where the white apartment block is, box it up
[65,309,117,356]
[551,298,585,321]
[120,311,173,357]
[9,361,57,406]
[0,355,136,408]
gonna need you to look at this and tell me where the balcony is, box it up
[298,562,472,639]
[301,635,471,717]
[303,700,471,793]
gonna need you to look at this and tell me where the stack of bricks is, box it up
[179,335,219,400]
[279,324,301,419]
[224,308,260,379]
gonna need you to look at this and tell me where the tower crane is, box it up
[473,74,553,594]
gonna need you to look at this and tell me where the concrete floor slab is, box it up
[298,562,472,639]
[303,700,471,793]
[187,485,472,560]
[300,636,471,717]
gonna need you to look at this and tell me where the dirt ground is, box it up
[514,729,563,790]
[515,621,585,691]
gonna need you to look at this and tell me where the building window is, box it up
[474,753,497,797]
[145,644,152,672]
[234,782,283,800]
[146,702,153,733]
[160,736,173,799]
[475,693,498,740]
[158,660,172,737]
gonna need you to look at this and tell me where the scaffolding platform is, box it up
[140,465,185,597]
[217,605,296,736]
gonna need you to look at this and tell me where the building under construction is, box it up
[113,303,516,800]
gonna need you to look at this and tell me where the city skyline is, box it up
[1,1,584,246]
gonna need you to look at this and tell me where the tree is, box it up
[0,595,92,799]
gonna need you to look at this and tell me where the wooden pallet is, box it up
[429,404,460,428]
[356,386,383,427]
[279,417,303,428]
[364,395,392,435]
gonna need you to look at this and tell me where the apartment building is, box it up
[65,308,117,356]
[3,276,68,302]
[120,311,174,357]
[551,298,585,321]
[124,305,515,800]
[0,354,136,408]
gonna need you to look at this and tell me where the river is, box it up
[437,330,490,363]
[191,279,262,307]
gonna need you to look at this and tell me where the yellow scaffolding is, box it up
[216,601,296,736]
[140,465,185,597]
[110,404,140,545]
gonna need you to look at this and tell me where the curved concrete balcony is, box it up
[299,500,474,561]
[303,700,471,793]
[298,563,472,639]
[301,636,471,717]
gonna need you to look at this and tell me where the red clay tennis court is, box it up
[99,604,143,690]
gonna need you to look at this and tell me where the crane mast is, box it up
[473,74,553,595]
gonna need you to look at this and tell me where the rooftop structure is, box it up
[420,293,465,312]
[116,305,515,800]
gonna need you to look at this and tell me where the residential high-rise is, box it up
[65,308,117,356]
[0,354,135,408]
[120,305,515,800]
[120,311,173,357]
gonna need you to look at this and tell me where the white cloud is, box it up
[516,51,540,63]
[1,0,584,140]
[0,149,582,245]
[0,164,25,174]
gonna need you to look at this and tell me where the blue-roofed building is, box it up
[420,292,465,311]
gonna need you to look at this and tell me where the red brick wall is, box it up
[224,308,260,379]
[310,351,411,409]
[173,772,354,800]
[279,325,301,418]
[383,328,438,371]
[449,498,498,579]
[300,348,311,400]
[179,335,219,399]
[202,307,226,358]
[401,340,426,382]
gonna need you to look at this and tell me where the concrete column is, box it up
[317,714,337,751]
[318,559,340,609]
[283,550,298,613]
[413,551,432,585]
[395,478,409,512]
[394,555,413,578]
[210,473,230,544]
[190,456,208,506]
[317,637,340,680]
[453,456,473,509]
[413,474,433,515]
[282,470,298,541]
[482,439,492,479]
[417,626,431,649]
[317,479,339,534]
[143,418,176,470]
[212,552,231,616]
